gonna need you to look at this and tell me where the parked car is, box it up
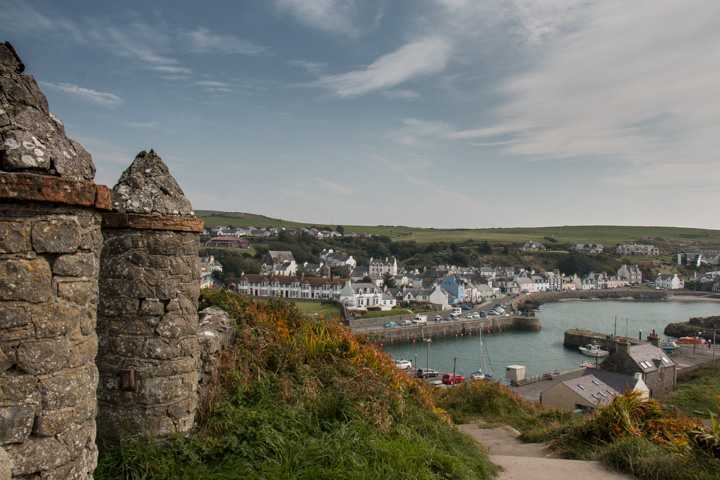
[434,315,442,322]
[472,312,480,319]
[441,373,465,385]
[416,368,439,379]
[384,321,396,328]
[466,313,473,319]
[480,311,488,318]
[395,359,412,370]
[399,319,413,326]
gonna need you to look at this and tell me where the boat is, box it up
[660,340,680,352]
[470,330,494,381]
[579,343,609,357]
[676,336,710,348]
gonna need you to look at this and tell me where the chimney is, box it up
[616,338,631,355]
[647,333,660,348]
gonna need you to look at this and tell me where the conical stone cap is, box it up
[112,149,193,216]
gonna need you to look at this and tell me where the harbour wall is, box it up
[361,315,541,345]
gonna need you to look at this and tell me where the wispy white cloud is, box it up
[0,0,85,42]
[274,0,384,37]
[315,38,450,98]
[154,65,193,75]
[391,118,455,146]
[39,82,124,108]
[288,60,327,75]
[185,27,267,55]
[381,89,420,101]
[312,177,354,195]
[427,0,720,184]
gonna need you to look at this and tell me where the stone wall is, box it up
[1,43,220,478]
[0,42,109,479]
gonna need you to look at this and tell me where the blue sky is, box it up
[2,0,719,229]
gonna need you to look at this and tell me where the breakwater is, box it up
[563,328,644,353]
[360,315,541,345]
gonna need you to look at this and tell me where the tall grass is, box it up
[96,290,497,479]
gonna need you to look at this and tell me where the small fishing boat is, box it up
[660,340,679,352]
[579,343,609,357]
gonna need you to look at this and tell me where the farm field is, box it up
[196,210,720,246]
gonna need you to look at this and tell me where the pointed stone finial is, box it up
[0,42,95,180]
[112,149,194,216]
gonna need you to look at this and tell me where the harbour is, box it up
[383,300,720,380]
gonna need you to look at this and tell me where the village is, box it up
[200,225,720,312]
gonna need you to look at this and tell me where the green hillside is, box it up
[196,210,720,247]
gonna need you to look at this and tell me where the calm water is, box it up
[384,301,720,380]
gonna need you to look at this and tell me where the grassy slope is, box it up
[96,292,497,480]
[196,210,720,246]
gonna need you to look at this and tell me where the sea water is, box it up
[383,300,720,379]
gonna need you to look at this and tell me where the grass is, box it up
[96,291,498,480]
[435,380,720,480]
[293,301,344,319]
[195,210,720,246]
[661,363,720,419]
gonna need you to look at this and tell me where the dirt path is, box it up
[458,424,633,480]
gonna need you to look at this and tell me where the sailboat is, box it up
[470,330,493,381]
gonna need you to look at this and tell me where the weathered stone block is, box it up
[0,323,33,342]
[147,255,170,270]
[80,227,103,252]
[146,232,182,255]
[0,220,29,253]
[31,219,80,253]
[141,337,182,360]
[0,349,11,373]
[39,364,97,410]
[168,257,191,276]
[97,295,139,317]
[56,418,95,458]
[32,300,81,339]
[66,334,97,369]
[0,404,35,443]
[139,298,164,317]
[5,436,71,476]
[0,446,10,480]
[155,279,179,300]
[0,257,52,302]
[33,399,96,437]
[108,335,146,358]
[155,313,195,339]
[79,309,96,336]
[137,374,195,405]
[56,280,96,306]
[0,373,39,406]
[167,396,197,420]
[0,304,29,328]
[17,338,71,375]
[52,253,97,277]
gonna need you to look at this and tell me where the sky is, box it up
[2,0,719,230]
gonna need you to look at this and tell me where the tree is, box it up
[382,272,397,289]
[362,275,373,283]
[330,266,350,279]
[336,225,345,234]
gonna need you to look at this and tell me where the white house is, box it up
[339,281,396,311]
[655,273,684,290]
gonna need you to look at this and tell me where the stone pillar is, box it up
[0,42,110,479]
[96,150,203,445]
